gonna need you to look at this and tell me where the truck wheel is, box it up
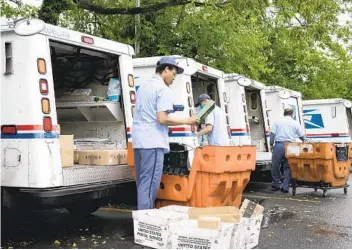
[65,200,102,216]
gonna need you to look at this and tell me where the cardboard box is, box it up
[170,219,234,249]
[189,206,240,223]
[159,205,192,214]
[132,209,187,249]
[78,149,127,166]
[59,135,74,168]
[232,199,264,249]
[197,216,221,229]
[239,199,264,218]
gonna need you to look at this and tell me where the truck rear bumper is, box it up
[2,179,134,208]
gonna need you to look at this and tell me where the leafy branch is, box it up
[74,0,229,15]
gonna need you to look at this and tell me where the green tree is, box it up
[1,0,351,100]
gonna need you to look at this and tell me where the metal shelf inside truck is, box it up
[56,101,124,122]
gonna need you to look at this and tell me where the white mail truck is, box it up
[1,18,135,214]
[303,98,352,143]
[224,74,271,171]
[265,85,305,129]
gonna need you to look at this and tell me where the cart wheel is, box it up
[292,187,296,196]
[323,190,327,197]
[344,187,348,195]
[314,188,318,192]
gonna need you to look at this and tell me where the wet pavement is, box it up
[2,176,352,249]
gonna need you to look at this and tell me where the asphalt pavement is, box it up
[2,176,352,249]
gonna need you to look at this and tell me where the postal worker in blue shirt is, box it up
[270,107,306,193]
[195,94,230,146]
[132,57,198,210]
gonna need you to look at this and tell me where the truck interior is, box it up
[49,40,128,167]
[191,73,220,107]
[163,72,221,176]
[245,88,268,152]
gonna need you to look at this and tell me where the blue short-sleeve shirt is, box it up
[132,75,174,153]
[271,116,305,142]
[205,106,230,146]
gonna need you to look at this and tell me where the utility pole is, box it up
[135,0,141,55]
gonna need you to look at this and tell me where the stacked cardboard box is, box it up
[59,135,127,167]
[59,135,74,168]
[133,199,264,249]
[78,150,127,165]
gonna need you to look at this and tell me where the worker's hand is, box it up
[186,116,199,125]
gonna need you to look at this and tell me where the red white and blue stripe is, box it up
[307,133,350,139]
[231,128,248,136]
[0,125,59,139]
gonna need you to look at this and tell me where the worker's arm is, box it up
[296,122,307,142]
[270,123,277,147]
[156,87,198,126]
[270,132,276,147]
[157,111,197,126]
[196,124,213,137]
[299,135,307,142]
[196,110,215,137]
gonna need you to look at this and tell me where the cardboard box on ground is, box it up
[133,199,264,249]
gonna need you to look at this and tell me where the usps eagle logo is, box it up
[303,109,325,129]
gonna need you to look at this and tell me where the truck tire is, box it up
[65,200,102,216]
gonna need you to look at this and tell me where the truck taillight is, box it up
[41,98,51,114]
[227,126,231,138]
[81,36,94,44]
[43,117,52,132]
[128,74,135,87]
[37,58,46,74]
[130,91,136,104]
[1,125,17,135]
[39,79,48,95]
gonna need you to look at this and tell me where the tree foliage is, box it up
[1,0,351,100]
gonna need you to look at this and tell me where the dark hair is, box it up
[155,63,176,74]
[284,109,294,116]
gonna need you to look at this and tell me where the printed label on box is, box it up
[135,221,166,247]
[176,236,212,249]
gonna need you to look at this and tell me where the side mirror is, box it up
[14,18,45,36]
[278,90,291,99]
